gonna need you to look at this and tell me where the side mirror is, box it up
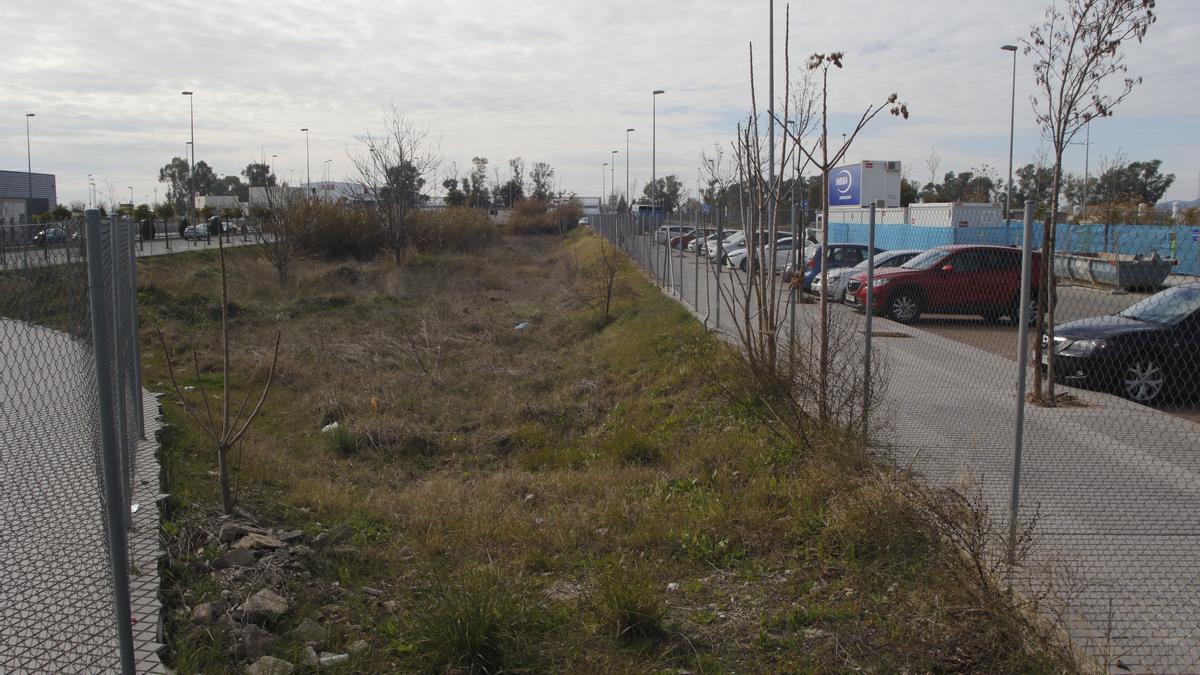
[940,264,955,274]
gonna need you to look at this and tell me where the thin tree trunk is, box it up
[218,445,234,515]
[818,69,830,424]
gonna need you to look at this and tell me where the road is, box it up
[0,232,262,272]
[631,233,1200,673]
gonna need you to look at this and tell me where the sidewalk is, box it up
[0,319,165,673]
[642,240,1200,672]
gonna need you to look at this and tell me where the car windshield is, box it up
[1119,285,1200,325]
[902,247,951,271]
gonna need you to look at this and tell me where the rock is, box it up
[361,586,382,597]
[290,617,328,645]
[321,421,340,433]
[238,589,289,622]
[276,530,305,544]
[233,533,288,551]
[220,522,268,543]
[290,544,315,560]
[666,582,680,592]
[382,600,402,613]
[348,639,369,655]
[190,601,221,625]
[302,645,320,666]
[330,545,360,559]
[214,548,258,569]
[312,524,353,549]
[245,655,293,675]
[319,653,350,667]
[238,624,276,659]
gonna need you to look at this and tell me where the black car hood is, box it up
[1056,314,1160,340]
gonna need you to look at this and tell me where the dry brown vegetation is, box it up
[141,230,1081,673]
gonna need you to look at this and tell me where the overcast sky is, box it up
[3,0,1198,207]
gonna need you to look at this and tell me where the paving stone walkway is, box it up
[1,319,164,673]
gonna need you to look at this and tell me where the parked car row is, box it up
[650,226,1199,407]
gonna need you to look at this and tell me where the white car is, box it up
[725,235,799,273]
[578,217,590,227]
[182,224,209,240]
[812,248,923,302]
[708,230,747,263]
[654,225,692,244]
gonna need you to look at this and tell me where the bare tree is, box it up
[783,51,908,422]
[158,236,280,515]
[925,148,941,192]
[351,104,442,264]
[1024,0,1156,404]
[251,184,314,287]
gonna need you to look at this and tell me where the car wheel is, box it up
[888,291,921,324]
[1122,358,1168,404]
[1008,294,1039,327]
[739,259,748,272]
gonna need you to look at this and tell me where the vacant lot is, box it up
[141,231,1077,673]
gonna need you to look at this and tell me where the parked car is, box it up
[669,229,699,249]
[578,217,591,227]
[812,249,922,303]
[182,224,209,240]
[796,243,874,291]
[726,236,799,272]
[1044,283,1200,405]
[32,226,67,246]
[846,245,1041,325]
[709,230,747,263]
[685,229,717,253]
[655,225,692,244]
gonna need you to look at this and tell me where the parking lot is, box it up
[629,228,1200,672]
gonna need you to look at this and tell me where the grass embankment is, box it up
[143,231,1075,673]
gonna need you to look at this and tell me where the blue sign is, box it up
[1192,229,1200,243]
[828,163,862,207]
[702,204,712,215]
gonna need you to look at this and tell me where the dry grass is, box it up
[144,232,1082,673]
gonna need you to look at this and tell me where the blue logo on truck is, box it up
[828,163,861,206]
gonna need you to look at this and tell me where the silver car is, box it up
[812,249,923,302]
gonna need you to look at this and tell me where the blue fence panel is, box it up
[827,219,1200,278]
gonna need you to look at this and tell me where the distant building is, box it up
[0,170,57,225]
[195,195,242,213]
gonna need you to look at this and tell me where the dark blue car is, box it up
[798,243,875,292]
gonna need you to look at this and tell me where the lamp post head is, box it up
[626,128,635,133]
[181,91,193,96]
[1001,44,1018,52]
[301,128,309,132]
[653,89,665,95]
[26,113,35,118]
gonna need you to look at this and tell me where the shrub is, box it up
[407,207,498,253]
[594,564,667,642]
[408,565,550,673]
[507,198,583,235]
[600,429,662,466]
[294,201,385,260]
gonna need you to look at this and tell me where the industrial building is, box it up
[0,170,57,225]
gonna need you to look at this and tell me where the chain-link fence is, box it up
[1,209,148,673]
[592,202,1200,672]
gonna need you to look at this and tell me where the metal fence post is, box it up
[1007,200,1035,571]
[862,204,876,437]
[127,221,145,439]
[84,209,137,675]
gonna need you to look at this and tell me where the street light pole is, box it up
[653,90,665,286]
[602,163,608,214]
[625,128,635,212]
[1002,45,1018,224]
[610,150,618,210]
[301,128,311,193]
[182,91,195,232]
[25,113,35,223]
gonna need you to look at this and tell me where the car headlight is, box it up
[871,277,891,287]
[1060,338,1105,356]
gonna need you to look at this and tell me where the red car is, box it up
[845,245,1041,325]
[668,229,699,249]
